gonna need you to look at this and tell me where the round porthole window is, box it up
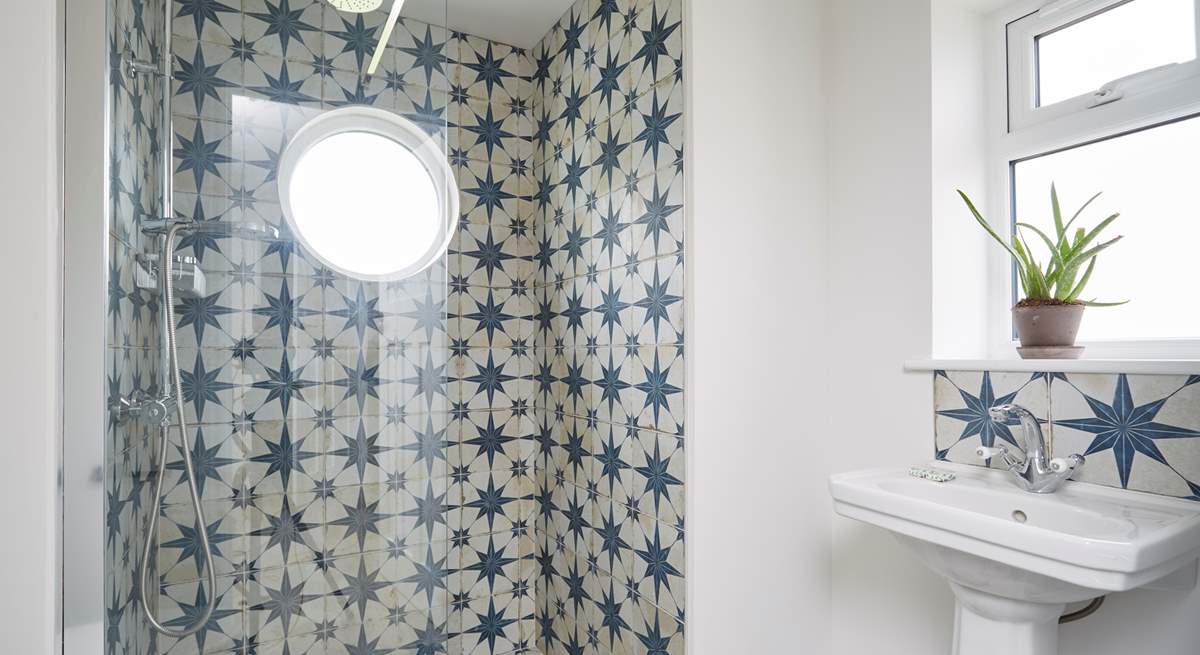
[278,106,458,281]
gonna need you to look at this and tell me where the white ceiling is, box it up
[401,0,577,49]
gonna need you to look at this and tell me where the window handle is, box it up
[1087,86,1123,108]
[1087,63,1182,108]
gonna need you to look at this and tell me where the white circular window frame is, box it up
[277,105,459,282]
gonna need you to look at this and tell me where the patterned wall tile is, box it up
[933,370,1048,466]
[107,0,683,651]
[1051,373,1200,500]
[932,369,1200,503]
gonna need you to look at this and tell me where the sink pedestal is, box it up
[950,583,1065,655]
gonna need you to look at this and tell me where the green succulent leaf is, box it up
[957,190,1022,262]
[1064,257,1096,302]
[959,185,1125,307]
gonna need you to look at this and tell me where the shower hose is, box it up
[139,223,217,638]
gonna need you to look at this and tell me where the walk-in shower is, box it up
[66,0,687,652]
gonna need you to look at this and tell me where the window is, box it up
[1007,0,1200,130]
[278,106,457,280]
[1036,0,1196,106]
[1013,116,1200,341]
[988,0,1200,355]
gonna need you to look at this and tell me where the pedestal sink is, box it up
[830,463,1200,655]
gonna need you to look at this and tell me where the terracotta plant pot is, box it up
[1012,303,1085,359]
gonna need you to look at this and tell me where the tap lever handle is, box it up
[976,444,1026,471]
[1050,454,1085,473]
[976,445,1009,460]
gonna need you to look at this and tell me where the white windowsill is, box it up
[905,358,1200,375]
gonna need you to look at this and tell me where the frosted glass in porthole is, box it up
[1013,115,1200,341]
[1036,0,1196,106]
[287,131,441,277]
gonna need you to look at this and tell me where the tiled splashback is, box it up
[934,370,1200,501]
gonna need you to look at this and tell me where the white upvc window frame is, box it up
[985,0,1200,359]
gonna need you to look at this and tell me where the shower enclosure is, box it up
[63,0,687,653]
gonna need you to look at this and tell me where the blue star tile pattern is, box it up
[1052,373,1200,500]
[932,369,1200,502]
[106,0,683,652]
[933,370,1048,466]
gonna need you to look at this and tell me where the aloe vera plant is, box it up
[958,185,1127,307]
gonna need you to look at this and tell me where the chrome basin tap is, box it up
[977,403,1085,494]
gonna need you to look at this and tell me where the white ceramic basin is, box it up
[830,462,1200,655]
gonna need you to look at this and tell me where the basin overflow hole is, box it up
[1012,509,1028,524]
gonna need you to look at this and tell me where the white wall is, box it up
[686,0,833,652]
[823,1,954,653]
[0,2,62,654]
[932,0,991,358]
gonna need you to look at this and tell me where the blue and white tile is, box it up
[243,54,323,108]
[454,529,526,599]
[631,75,683,180]
[452,590,526,655]
[324,417,399,488]
[396,85,452,143]
[458,410,532,473]
[172,38,244,123]
[242,419,325,496]
[241,348,324,421]
[628,429,683,528]
[321,551,403,626]
[175,347,245,426]
[456,220,535,288]
[322,6,388,73]
[160,422,248,504]
[456,96,531,170]
[244,560,329,643]
[627,170,683,265]
[457,159,523,226]
[393,18,453,91]
[629,0,683,97]
[455,34,526,106]
[587,28,634,123]
[934,370,1048,466]
[156,499,246,585]
[243,0,324,62]
[154,574,243,655]
[327,67,395,108]
[173,116,236,196]
[244,490,324,569]
[172,0,242,48]
[624,345,682,434]
[624,256,683,346]
[1051,373,1200,500]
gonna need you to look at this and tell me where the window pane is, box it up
[1012,115,1200,341]
[1037,0,1196,106]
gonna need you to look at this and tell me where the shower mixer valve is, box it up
[111,390,175,426]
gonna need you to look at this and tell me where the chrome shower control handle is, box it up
[111,392,174,426]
